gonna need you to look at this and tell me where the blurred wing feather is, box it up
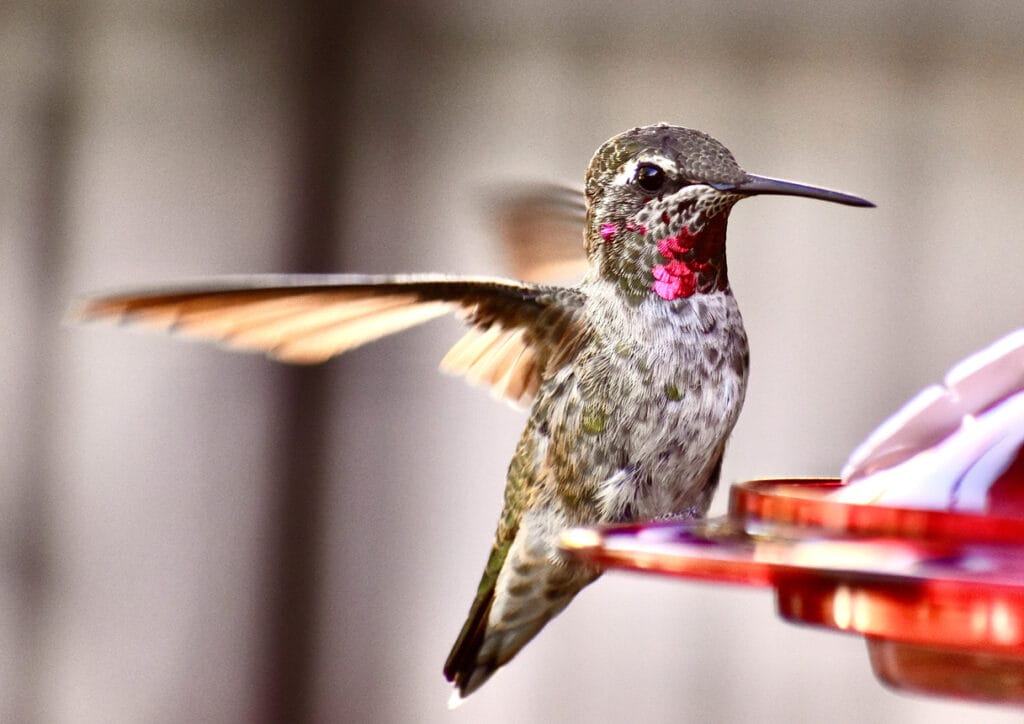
[77,273,587,405]
[491,182,588,284]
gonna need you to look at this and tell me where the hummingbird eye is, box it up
[635,163,667,194]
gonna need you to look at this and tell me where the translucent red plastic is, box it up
[561,471,1024,705]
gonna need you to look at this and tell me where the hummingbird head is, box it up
[584,124,873,301]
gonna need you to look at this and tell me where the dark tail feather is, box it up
[444,588,496,700]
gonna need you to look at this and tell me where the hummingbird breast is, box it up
[536,280,750,525]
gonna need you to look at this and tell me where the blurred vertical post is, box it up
[12,6,80,722]
[259,4,356,722]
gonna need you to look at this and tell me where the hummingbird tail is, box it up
[443,587,498,697]
[443,589,566,699]
[443,534,601,699]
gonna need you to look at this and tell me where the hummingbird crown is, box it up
[584,124,749,301]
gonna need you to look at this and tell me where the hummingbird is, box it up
[77,124,873,702]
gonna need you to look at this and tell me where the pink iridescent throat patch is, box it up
[653,228,697,300]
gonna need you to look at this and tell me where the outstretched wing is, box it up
[76,274,588,406]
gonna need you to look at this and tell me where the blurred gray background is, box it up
[3,1,1024,722]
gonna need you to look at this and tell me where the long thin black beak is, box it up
[713,174,875,208]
